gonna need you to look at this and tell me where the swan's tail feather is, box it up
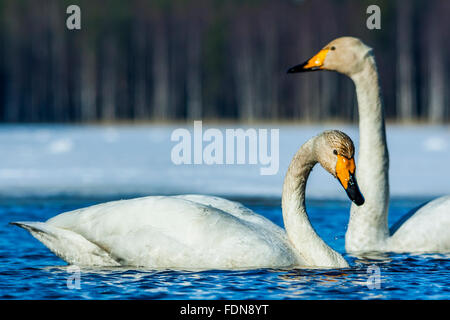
[11,221,120,267]
[11,221,55,236]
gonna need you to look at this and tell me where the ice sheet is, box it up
[0,124,448,199]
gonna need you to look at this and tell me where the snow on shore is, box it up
[0,123,448,199]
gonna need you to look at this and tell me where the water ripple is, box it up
[0,197,449,299]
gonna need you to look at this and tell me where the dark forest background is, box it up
[0,0,448,123]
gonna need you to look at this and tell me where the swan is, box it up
[12,130,364,269]
[287,36,450,253]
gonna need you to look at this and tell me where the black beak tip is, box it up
[287,62,323,74]
[286,66,297,74]
[286,62,306,74]
[352,194,365,206]
[346,188,365,206]
[345,174,365,206]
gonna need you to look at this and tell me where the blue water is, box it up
[1,196,449,300]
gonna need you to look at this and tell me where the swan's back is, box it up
[174,195,287,238]
[388,195,450,252]
[21,195,299,268]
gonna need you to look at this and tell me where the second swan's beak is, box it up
[336,156,365,206]
[287,48,329,73]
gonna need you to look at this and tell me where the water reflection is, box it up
[349,251,393,264]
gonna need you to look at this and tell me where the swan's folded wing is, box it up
[45,196,296,268]
[389,195,450,252]
[175,195,287,238]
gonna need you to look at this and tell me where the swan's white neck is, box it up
[282,139,348,268]
[346,56,390,251]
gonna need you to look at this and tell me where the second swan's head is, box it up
[287,36,373,77]
[315,130,365,206]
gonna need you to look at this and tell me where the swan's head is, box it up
[315,130,365,206]
[287,37,373,77]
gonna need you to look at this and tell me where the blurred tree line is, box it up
[0,0,448,123]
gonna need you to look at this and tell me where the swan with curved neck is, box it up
[12,130,363,269]
[288,36,450,253]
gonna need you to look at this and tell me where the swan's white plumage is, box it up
[306,36,450,253]
[348,47,450,253]
[15,195,300,269]
[14,131,356,269]
[388,195,450,252]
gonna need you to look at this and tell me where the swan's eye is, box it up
[333,149,338,155]
[330,46,336,51]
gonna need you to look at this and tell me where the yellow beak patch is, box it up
[336,155,356,189]
[303,48,329,69]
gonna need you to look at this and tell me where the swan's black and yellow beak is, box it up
[336,156,365,206]
[287,48,329,73]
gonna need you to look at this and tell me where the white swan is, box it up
[288,36,450,253]
[12,130,364,269]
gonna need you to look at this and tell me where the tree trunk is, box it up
[151,20,170,120]
[427,2,445,123]
[396,0,415,121]
[186,24,203,120]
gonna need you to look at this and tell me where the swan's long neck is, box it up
[346,56,390,251]
[282,139,348,268]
